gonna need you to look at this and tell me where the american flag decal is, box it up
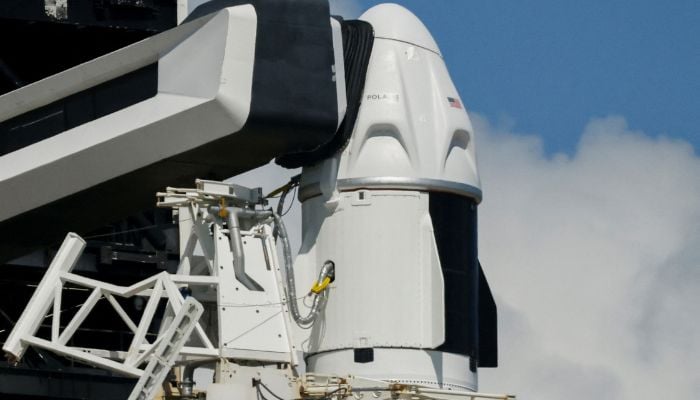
[447,97,462,109]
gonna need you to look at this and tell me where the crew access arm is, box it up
[0,0,371,262]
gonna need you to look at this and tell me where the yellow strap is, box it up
[218,198,229,218]
[310,277,332,294]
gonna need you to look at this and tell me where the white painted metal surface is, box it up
[308,349,477,391]
[3,233,85,360]
[359,4,441,55]
[1,181,304,382]
[293,190,445,352]
[300,374,514,400]
[300,4,480,202]
[345,4,479,191]
[159,180,299,364]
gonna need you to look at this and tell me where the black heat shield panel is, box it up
[478,261,498,368]
[0,0,339,262]
[429,193,498,369]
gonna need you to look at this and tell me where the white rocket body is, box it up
[294,4,486,391]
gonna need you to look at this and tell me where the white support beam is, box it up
[133,335,165,367]
[51,283,62,342]
[3,233,85,360]
[192,217,216,275]
[128,297,205,400]
[58,287,102,345]
[170,275,220,285]
[105,293,139,333]
[61,271,167,297]
[179,346,219,358]
[125,281,164,365]
[24,336,143,378]
[162,277,215,350]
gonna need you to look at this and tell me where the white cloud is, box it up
[475,114,700,399]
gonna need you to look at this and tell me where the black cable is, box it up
[256,385,270,400]
[325,387,348,397]
[254,379,287,400]
[273,176,299,240]
[281,185,298,217]
[254,378,346,400]
[82,224,161,239]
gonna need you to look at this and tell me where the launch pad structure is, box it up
[0,1,512,399]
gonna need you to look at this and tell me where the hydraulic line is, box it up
[272,211,334,327]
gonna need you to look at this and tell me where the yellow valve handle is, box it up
[310,277,332,294]
[218,198,229,218]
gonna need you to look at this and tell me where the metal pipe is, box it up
[208,207,272,291]
[181,360,216,397]
[415,388,515,400]
[272,212,332,327]
[273,183,294,240]
[208,205,330,326]
[225,211,248,286]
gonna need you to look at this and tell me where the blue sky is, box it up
[351,0,699,155]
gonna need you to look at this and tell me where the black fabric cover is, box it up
[185,0,340,158]
[276,19,374,168]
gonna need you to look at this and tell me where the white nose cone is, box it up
[332,3,481,202]
[359,3,441,55]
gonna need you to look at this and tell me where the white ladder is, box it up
[128,297,204,400]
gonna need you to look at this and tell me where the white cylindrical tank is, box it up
[293,4,492,392]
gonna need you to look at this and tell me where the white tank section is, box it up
[307,349,477,391]
[293,4,481,391]
[294,190,446,351]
